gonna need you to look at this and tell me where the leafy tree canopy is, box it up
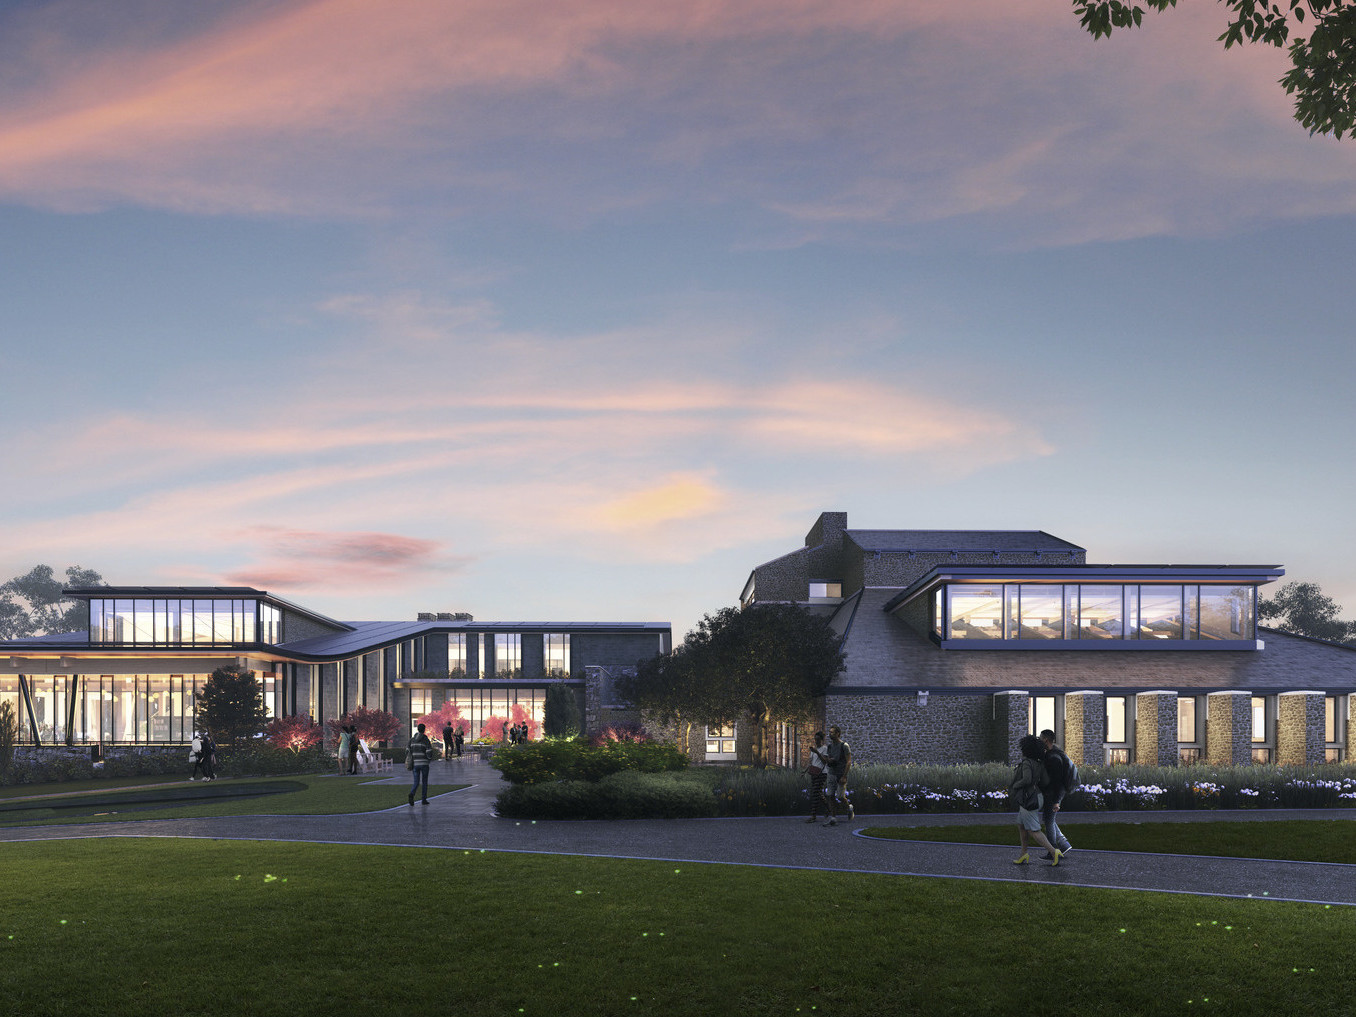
[0,565,105,640]
[197,666,271,745]
[1259,580,1356,643]
[1073,0,1356,138]
[623,604,844,767]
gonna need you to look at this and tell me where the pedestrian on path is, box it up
[443,723,454,759]
[407,723,433,806]
[346,724,359,775]
[337,725,351,776]
[1039,729,1074,858]
[823,726,854,826]
[803,731,830,823]
[1011,734,1062,866]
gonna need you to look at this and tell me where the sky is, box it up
[2,0,1354,640]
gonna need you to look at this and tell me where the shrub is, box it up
[491,739,688,785]
[327,706,402,749]
[495,770,718,819]
[266,715,323,753]
[589,721,650,746]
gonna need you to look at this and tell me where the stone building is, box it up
[0,586,669,749]
[739,512,1356,767]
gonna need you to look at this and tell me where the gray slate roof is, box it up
[845,529,1085,553]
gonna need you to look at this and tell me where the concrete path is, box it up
[4,756,1355,908]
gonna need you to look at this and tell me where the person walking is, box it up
[823,726,854,826]
[189,731,207,781]
[442,723,454,760]
[454,727,464,757]
[1011,734,1062,866]
[199,730,217,781]
[803,731,830,824]
[1039,729,1074,858]
[407,723,433,806]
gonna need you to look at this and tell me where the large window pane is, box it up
[544,633,570,675]
[947,586,1004,639]
[133,600,154,644]
[1138,586,1183,639]
[114,600,135,643]
[495,633,521,674]
[192,601,214,644]
[1199,586,1253,641]
[1106,696,1128,743]
[1078,585,1123,639]
[1251,697,1268,742]
[1178,698,1196,742]
[1029,696,1056,736]
[1018,585,1063,639]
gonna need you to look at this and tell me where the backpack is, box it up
[1048,747,1078,794]
[190,736,203,760]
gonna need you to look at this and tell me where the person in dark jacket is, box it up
[1040,729,1074,857]
[407,723,433,806]
[1011,734,1062,866]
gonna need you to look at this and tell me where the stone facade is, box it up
[1135,691,1179,767]
[1206,691,1253,766]
[992,691,1030,765]
[825,692,993,764]
[1277,691,1325,766]
[1062,691,1104,767]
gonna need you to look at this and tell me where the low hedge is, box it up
[496,770,719,819]
[490,738,688,785]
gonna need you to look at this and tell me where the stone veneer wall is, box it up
[1277,691,1325,765]
[1063,691,1104,767]
[1206,691,1253,766]
[824,693,994,764]
[991,691,1030,765]
[1135,691,1179,767]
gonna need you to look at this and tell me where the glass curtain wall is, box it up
[444,687,546,741]
[945,584,1255,642]
[89,599,279,646]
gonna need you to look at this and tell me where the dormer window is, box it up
[809,582,842,599]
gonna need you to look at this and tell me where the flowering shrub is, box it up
[327,706,402,749]
[266,715,323,753]
[415,701,470,740]
[589,721,650,746]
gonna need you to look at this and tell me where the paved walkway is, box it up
[4,756,1356,907]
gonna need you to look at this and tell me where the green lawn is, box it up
[0,839,1350,1016]
[861,819,1356,863]
[0,775,462,827]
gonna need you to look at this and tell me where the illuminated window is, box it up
[1177,697,1197,743]
[448,633,467,672]
[948,586,1004,639]
[1078,585,1123,639]
[544,633,570,675]
[1138,587,1183,639]
[1029,696,1056,736]
[1018,586,1063,639]
[809,582,842,599]
[1251,697,1268,742]
[495,633,521,675]
[705,723,737,758]
[1106,696,1128,743]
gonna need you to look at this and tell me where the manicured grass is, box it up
[0,773,190,800]
[861,819,1356,863]
[0,839,1351,1016]
[0,775,465,827]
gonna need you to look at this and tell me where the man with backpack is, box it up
[1039,729,1075,857]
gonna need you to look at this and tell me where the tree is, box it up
[1073,0,1356,138]
[626,604,845,768]
[621,645,707,755]
[0,701,17,779]
[0,565,106,639]
[327,705,403,747]
[543,684,582,738]
[196,665,271,745]
[415,701,470,740]
[1259,580,1356,643]
[265,715,323,753]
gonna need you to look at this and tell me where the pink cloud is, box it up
[222,526,471,591]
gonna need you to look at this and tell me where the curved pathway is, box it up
[4,757,1355,908]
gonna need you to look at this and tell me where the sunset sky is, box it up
[2,0,1354,639]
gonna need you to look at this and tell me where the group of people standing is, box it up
[802,726,854,826]
[441,723,465,758]
[504,721,530,744]
[1009,729,1076,866]
[189,730,216,781]
[336,724,363,775]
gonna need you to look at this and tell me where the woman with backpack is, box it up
[1010,734,1062,866]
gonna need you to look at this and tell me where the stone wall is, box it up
[825,692,994,764]
[992,691,1030,765]
[1063,691,1104,767]
[1277,691,1325,765]
[1206,691,1253,766]
[1135,691,1179,766]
